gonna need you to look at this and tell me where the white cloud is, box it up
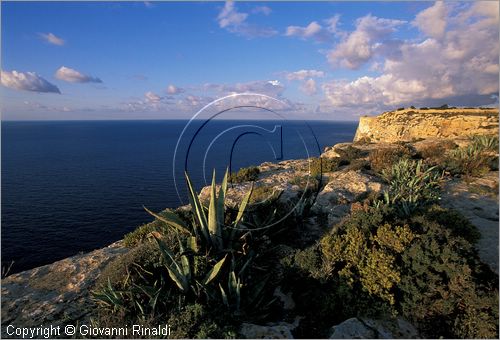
[55,66,102,83]
[301,79,318,95]
[217,1,277,38]
[38,32,65,46]
[166,84,185,95]
[145,91,162,103]
[204,79,285,98]
[328,14,406,69]
[285,69,325,81]
[413,1,447,39]
[1,70,60,93]
[252,6,272,16]
[285,15,341,43]
[322,2,499,109]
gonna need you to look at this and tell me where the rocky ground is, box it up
[2,137,498,338]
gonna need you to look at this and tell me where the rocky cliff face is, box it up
[354,108,499,143]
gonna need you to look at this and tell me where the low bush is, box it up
[335,145,365,164]
[167,303,237,339]
[308,157,339,176]
[417,140,457,165]
[230,166,260,183]
[369,146,412,174]
[249,184,282,204]
[319,206,498,338]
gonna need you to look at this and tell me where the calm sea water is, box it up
[1,120,357,273]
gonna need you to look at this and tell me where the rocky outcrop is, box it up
[239,317,302,339]
[329,317,419,339]
[354,108,499,143]
[1,242,127,337]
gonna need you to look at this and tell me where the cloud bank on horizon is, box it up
[1,1,498,120]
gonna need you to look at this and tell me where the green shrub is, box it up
[398,212,498,338]
[167,303,237,339]
[249,184,282,204]
[123,221,163,247]
[424,205,481,243]
[319,206,499,338]
[369,146,412,174]
[417,140,457,165]
[308,157,339,176]
[335,145,365,164]
[230,166,260,183]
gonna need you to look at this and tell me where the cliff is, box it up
[2,107,498,338]
[354,108,499,143]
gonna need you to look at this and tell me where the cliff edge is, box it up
[354,107,499,143]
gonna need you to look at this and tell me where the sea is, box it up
[1,119,357,273]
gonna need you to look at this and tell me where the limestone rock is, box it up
[354,108,499,143]
[313,170,384,225]
[1,241,128,336]
[240,317,301,339]
[329,317,419,339]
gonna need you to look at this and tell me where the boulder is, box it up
[312,170,384,225]
[329,317,419,339]
[240,317,301,339]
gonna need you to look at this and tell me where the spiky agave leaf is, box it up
[185,171,211,245]
[217,168,229,227]
[151,232,189,293]
[203,254,227,285]
[143,206,191,235]
[234,182,253,227]
[208,170,222,249]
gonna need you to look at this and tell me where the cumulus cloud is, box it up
[55,66,102,83]
[1,70,60,93]
[285,15,341,42]
[322,2,499,109]
[217,1,277,38]
[327,14,406,69]
[413,1,447,39]
[285,69,325,81]
[38,32,65,46]
[300,79,318,95]
[166,84,185,95]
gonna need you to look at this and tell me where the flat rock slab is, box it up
[442,172,499,274]
[1,241,128,337]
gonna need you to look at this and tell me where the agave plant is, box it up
[378,159,443,216]
[143,169,256,300]
[470,135,499,152]
[144,168,252,254]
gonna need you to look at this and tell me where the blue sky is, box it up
[1,1,498,120]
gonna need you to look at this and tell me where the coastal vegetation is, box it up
[92,132,499,338]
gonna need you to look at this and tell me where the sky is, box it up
[1,1,499,120]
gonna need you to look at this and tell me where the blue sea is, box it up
[1,120,357,273]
